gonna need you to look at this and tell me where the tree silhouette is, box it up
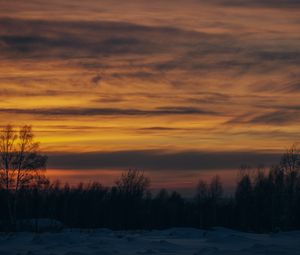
[115,169,150,229]
[279,144,300,228]
[116,169,150,198]
[280,144,300,175]
[195,180,209,228]
[235,172,253,230]
[0,125,47,228]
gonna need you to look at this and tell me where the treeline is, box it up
[1,145,300,233]
[1,171,229,231]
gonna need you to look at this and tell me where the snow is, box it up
[17,219,64,232]
[0,227,300,255]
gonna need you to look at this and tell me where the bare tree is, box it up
[0,125,47,227]
[196,180,209,202]
[195,180,209,228]
[279,144,300,225]
[210,175,223,201]
[280,144,300,176]
[116,169,150,198]
[115,169,150,229]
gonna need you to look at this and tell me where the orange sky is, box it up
[0,0,299,192]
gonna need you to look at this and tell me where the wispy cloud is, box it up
[0,0,299,178]
[0,106,219,117]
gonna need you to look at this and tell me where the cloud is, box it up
[277,80,300,93]
[0,106,218,116]
[1,16,298,78]
[249,111,300,125]
[0,18,200,59]
[228,110,300,125]
[256,51,300,64]
[0,1,299,160]
[206,0,300,8]
[231,130,300,140]
[47,149,282,171]
[90,74,102,85]
[0,33,150,58]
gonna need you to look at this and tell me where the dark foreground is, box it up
[1,227,300,255]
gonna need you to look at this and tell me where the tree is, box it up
[280,144,300,228]
[195,180,210,228]
[196,180,209,203]
[115,169,150,229]
[235,173,253,230]
[280,144,300,176]
[0,125,47,227]
[210,175,223,201]
[116,169,150,199]
[210,175,223,226]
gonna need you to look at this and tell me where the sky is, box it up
[0,0,300,193]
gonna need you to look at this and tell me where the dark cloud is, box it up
[256,51,300,64]
[138,127,182,131]
[0,35,48,53]
[228,110,300,125]
[90,74,102,85]
[185,92,232,105]
[278,81,300,93]
[0,106,218,116]
[206,0,300,8]
[111,71,155,80]
[249,111,300,125]
[151,50,299,75]
[0,88,68,97]
[231,130,300,140]
[92,95,125,103]
[1,17,298,77]
[0,34,151,58]
[1,17,266,76]
[0,18,201,59]
[48,150,282,171]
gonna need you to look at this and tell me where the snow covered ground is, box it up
[0,227,300,255]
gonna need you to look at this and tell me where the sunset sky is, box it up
[0,0,299,193]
